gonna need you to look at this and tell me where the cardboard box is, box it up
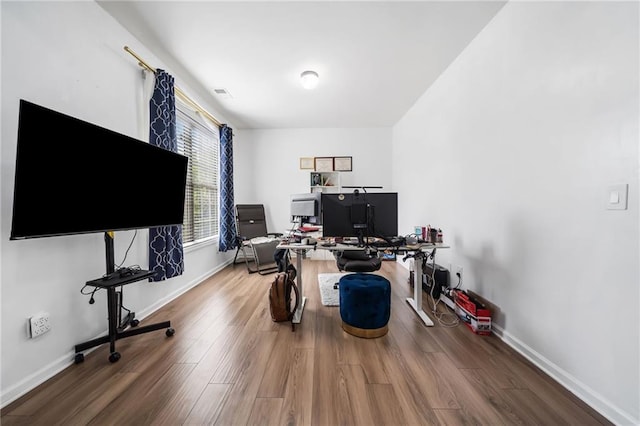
[453,289,492,335]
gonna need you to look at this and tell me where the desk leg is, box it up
[405,252,434,326]
[292,249,307,324]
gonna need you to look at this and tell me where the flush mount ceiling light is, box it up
[300,70,319,90]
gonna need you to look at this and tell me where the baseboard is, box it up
[0,259,233,410]
[0,352,72,410]
[492,324,638,425]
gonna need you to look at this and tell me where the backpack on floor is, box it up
[269,265,299,331]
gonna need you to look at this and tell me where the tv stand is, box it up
[74,232,174,364]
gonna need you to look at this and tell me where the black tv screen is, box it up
[322,192,398,239]
[10,100,188,240]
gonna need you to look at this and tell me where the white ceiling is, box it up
[99,1,506,129]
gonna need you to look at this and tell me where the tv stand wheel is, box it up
[74,353,84,364]
[166,328,175,337]
[109,352,121,363]
[130,319,139,327]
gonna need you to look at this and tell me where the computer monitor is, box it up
[321,192,398,242]
[290,192,322,225]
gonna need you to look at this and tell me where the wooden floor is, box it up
[2,260,610,425]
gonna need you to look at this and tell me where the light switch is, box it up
[607,184,628,210]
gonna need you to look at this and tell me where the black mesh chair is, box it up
[233,204,282,275]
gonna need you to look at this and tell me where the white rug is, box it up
[318,273,349,306]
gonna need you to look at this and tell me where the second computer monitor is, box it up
[321,192,398,239]
[290,192,322,224]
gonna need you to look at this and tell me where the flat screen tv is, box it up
[321,192,398,241]
[10,99,188,240]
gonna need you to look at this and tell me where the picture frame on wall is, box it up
[314,157,334,172]
[334,156,352,172]
[299,157,314,170]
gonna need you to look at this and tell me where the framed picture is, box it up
[334,156,352,172]
[299,157,314,170]
[310,173,322,186]
[314,157,334,172]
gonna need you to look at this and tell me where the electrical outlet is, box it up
[453,265,463,285]
[28,312,51,338]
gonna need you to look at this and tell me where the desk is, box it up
[276,242,363,323]
[277,242,449,326]
[400,243,450,326]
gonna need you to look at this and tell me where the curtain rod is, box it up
[124,46,223,128]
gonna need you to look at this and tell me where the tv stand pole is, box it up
[74,232,175,364]
[356,229,365,247]
[105,231,115,275]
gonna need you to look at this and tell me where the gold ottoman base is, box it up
[342,322,388,339]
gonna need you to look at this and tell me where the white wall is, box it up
[0,2,237,405]
[231,129,256,206]
[236,128,393,233]
[392,2,639,424]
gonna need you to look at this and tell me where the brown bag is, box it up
[269,266,299,331]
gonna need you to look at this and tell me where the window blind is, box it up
[176,109,219,244]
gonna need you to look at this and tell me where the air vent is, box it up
[213,88,233,99]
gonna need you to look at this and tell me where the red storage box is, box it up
[453,289,492,335]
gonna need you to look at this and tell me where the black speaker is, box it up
[422,263,449,299]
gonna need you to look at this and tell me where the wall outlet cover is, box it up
[29,312,51,338]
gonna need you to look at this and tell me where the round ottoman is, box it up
[339,273,391,338]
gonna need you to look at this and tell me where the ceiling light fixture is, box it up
[300,70,319,90]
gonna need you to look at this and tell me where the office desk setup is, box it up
[276,240,449,326]
[276,241,363,324]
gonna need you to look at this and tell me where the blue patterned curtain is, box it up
[148,69,184,281]
[218,124,237,251]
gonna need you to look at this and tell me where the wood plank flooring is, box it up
[1,260,611,425]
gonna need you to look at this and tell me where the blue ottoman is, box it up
[339,273,391,338]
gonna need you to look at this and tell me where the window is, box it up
[176,108,219,245]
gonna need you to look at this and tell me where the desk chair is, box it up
[233,204,282,275]
[335,249,382,273]
[331,248,382,290]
